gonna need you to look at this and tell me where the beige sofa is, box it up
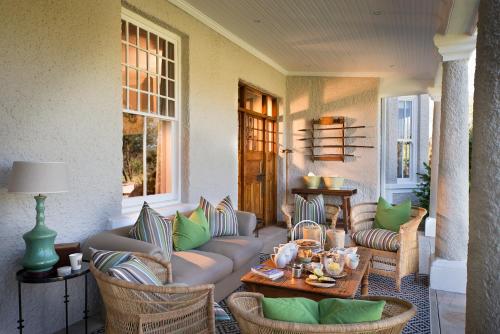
[83,210,263,301]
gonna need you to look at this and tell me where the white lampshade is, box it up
[8,161,69,194]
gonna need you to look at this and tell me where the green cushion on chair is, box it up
[374,197,411,232]
[319,298,386,324]
[262,297,319,324]
[173,207,211,251]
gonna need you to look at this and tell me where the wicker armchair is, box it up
[350,203,427,291]
[281,203,340,239]
[228,292,416,334]
[90,253,215,334]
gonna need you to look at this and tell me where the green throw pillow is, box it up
[173,207,211,251]
[319,298,386,324]
[262,297,319,324]
[374,197,411,232]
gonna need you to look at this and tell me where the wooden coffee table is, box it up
[241,248,372,301]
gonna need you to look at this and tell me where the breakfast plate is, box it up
[305,278,336,288]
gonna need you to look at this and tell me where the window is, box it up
[397,100,413,180]
[121,10,180,210]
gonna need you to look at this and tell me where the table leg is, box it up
[342,196,349,233]
[64,280,69,334]
[84,274,88,334]
[17,281,24,334]
[361,266,369,296]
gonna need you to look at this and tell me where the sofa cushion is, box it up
[196,236,263,270]
[108,256,163,286]
[173,208,211,251]
[200,196,239,237]
[90,248,132,272]
[129,202,173,260]
[170,250,233,285]
[352,228,400,252]
[374,197,411,232]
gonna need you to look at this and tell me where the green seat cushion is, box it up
[374,197,411,232]
[173,207,211,251]
[319,298,386,324]
[262,297,319,324]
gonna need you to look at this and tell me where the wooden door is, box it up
[238,84,277,225]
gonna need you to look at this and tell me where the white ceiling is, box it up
[176,0,450,79]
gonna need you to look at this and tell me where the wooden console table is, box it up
[291,188,357,232]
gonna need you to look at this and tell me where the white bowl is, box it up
[323,177,344,189]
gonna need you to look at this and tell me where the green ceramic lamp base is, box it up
[22,194,59,272]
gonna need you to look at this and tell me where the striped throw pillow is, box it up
[293,194,326,226]
[351,228,400,252]
[199,196,239,237]
[91,248,132,272]
[129,202,173,260]
[108,256,163,285]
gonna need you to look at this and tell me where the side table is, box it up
[16,262,90,334]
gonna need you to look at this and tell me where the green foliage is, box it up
[414,162,431,217]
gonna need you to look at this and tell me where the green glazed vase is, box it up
[22,195,59,272]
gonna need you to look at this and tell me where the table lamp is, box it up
[8,161,68,272]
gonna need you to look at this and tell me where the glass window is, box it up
[121,16,179,202]
[397,100,413,180]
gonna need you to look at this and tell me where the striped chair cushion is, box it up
[200,196,238,237]
[108,256,163,286]
[129,202,173,261]
[91,248,132,272]
[293,194,326,226]
[351,228,400,252]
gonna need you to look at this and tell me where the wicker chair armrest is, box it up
[399,207,427,234]
[132,253,173,284]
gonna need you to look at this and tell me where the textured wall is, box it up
[435,60,469,261]
[124,0,287,206]
[0,1,122,333]
[0,0,287,332]
[466,0,500,330]
[285,76,380,208]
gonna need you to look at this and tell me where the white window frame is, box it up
[121,8,182,214]
[396,96,418,184]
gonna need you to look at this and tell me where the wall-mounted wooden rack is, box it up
[300,116,373,162]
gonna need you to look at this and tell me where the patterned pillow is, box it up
[90,248,132,272]
[293,194,326,226]
[351,228,400,252]
[108,256,163,285]
[214,302,230,321]
[129,202,173,260]
[199,196,239,237]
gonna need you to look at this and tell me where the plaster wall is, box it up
[0,1,122,333]
[285,76,380,208]
[0,0,286,332]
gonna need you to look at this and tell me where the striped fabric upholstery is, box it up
[129,202,173,260]
[214,302,230,321]
[351,228,400,252]
[200,196,239,237]
[107,256,163,286]
[293,194,326,226]
[91,248,132,272]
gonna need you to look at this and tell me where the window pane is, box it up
[149,33,157,52]
[139,71,147,91]
[122,113,144,197]
[129,69,138,89]
[159,78,167,96]
[121,66,126,86]
[140,92,148,112]
[168,61,175,79]
[128,46,137,67]
[129,90,138,111]
[159,97,167,116]
[121,20,126,41]
[159,38,166,58]
[122,88,127,109]
[168,80,175,98]
[129,23,137,45]
[139,28,147,49]
[148,53,157,73]
[121,43,126,63]
[146,118,172,195]
[138,50,147,70]
[149,75,157,94]
[150,95,157,114]
[160,58,167,77]
[403,142,411,178]
[167,42,174,60]
[168,100,175,117]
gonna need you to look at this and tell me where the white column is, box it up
[429,34,475,293]
[466,1,500,331]
[425,92,441,237]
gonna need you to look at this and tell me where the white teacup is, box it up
[69,253,83,270]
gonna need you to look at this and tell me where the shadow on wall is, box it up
[285,76,380,206]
